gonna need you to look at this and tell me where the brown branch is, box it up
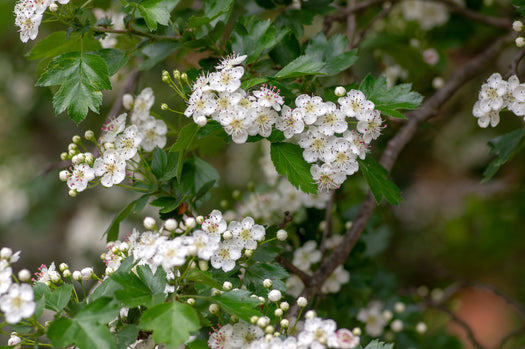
[352,2,392,48]
[278,211,293,229]
[346,0,357,49]
[275,255,312,285]
[286,32,515,317]
[505,46,525,79]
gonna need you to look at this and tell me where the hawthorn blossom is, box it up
[228,217,265,250]
[216,53,247,70]
[0,283,35,324]
[295,94,327,125]
[209,66,244,93]
[338,90,375,120]
[99,113,127,144]
[247,105,277,137]
[328,139,359,176]
[357,301,388,337]
[298,126,332,163]
[131,87,155,123]
[356,110,384,144]
[211,240,243,272]
[314,101,348,136]
[202,210,227,242]
[138,116,167,152]
[67,163,95,192]
[0,267,12,294]
[310,163,346,192]
[220,106,253,143]
[93,150,127,187]
[276,105,305,139]
[298,317,339,348]
[478,73,508,112]
[252,85,284,111]
[293,241,322,271]
[115,125,143,159]
[321,265,350,293]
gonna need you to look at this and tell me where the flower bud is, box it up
[84,130,95,141]
[72,271,82,280]
[268,289,282,302]
[222,281,233,291]
[122,94,134,110]
[196,215,204,224]
[257,316,269,328]
[345,221,353,230]
[18,269,31,282]
[280,302,290,311]
[143,217,156,230]
[8,334,21,346]
[223,230,233,240]
[516,37,525,48]
[276,229,287,241]
[274,308,283,317]
[103,268,112,276]
[80,267,93,280]
[335,86,346,97]
[514,20,523,32]
[244,249,253,258]
[208,303,220,315]
[394,302,405,313]
[297,297,307,307]
[181,73,189,83]
[49,2,58,11]
[68,189,77,197]
[352,327,362,336]
[263,279,273,288]
[265,325,274,334]
[187,298,196,306]
[161,103,168,110]
[382,310,393,321]
[305,310,317,319]
[199,260,208,271]
[391,319,403,332]
[230,315,239,322]
[164,218,177,231]
[416,322,427,334]
[1,247,13,260]
[195,116,207,126]
[280,319,289,328]
[184,217,196,229]
[432,77,444,89]
[173,70,181,80]
[59,170,70,182]
[60,152,69,161]
[250,316,258,324]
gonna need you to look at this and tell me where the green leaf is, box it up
[245,263,289,293]
[180,156,220,199]
[483,129,525,181]
[364,340,394,349]
[140,41,182,71]
[357,157,402,205]
[270,142,317,194]
[212,289,262,322]
[95,49,128,76]
[115,325,140,349]
[140,301,201,347]
[48,298,120,349]
[104,199,138,242]
[46,283,74,312]
[138,0,171,31]
[359,74,423,119]
[150,196,185,213]
[171,123,200,153]
[150,147,180,181]
[26,32,101,61]
[304,33,358,75]
[136,264,167,295]
[185,269,223,289]
[231,17,289,64]
[274,55,325,79]
[36,52,111,123]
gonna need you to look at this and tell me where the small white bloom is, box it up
[228,217,265,250]
[252,85,284,111]
[268,290,282,302]
[311,163,346,192]
[276,105,305,139]
[276,229,287,241]
[80,267,93,280]
[131,87,155,123]
[115,125,143,160]
[67,163,95,192]
[0,283,35,324]
[357,301,387,337]
[99,113,127,144]
[295,94,327,125]
[93,150,127,187]
[137,116,167,152]
[210,240,243,272]
[338,90,375,120]
[391,319,403,332]
[209,66,244,93]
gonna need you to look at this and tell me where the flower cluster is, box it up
[0,248,35,324]
[60,88,167,195]
[14,0,70,43]
[103,210,266,277]
[472,73,525,128]
[184,54,385,192]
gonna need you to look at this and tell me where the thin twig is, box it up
[278,211,293,229]
[352,2,392,48]
[429,302,487,349]
[346,0,357,49]
[505,46,525,79]
[107,67,140,121]
[275,255,312,285]
[92,27,182,41]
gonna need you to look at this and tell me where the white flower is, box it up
[314,101,348,136]
[473,101,500,128]
[343,130,368,159]
[0,283,35,324]
[67,163,95,192]
[35,262,60,284]
[80,267,93,280]
[8,334,22,346]
[189,230,219,260]
[220,106,253,144]
[400,0,449,30]
[268,289,282,302]
[338,90,375,121]
[252,85,284,111]
[16,11,43,43]
[211,240,243,272]
[276,106,305,139]
[99,113,127,144]
[356,110,384,144]
[202,210,227,242]
[295,94,327,125]
[209,66,244,93]
[336,328,360,348]
[321,265,350,293]
[247,105,277,137]
[230,322,264,347]
[327,139,359,176]
[216,53,247,70]
[0,267,12,294]
[310,163,346,192]
[298,127,332,163]
[508,83,525,116]
[153,238,188,271]
[228,217,265,250]
[212,91,243,121]
[478,73,508,112]
[208,324,235,349]
[357,301,387,337]
[138,116,167,152]
[184,90,217,122]
[131,87,155,123]
[298,317,339,348]
[293,241,322,271]
[93,150,127,187]
[115,125,143,159]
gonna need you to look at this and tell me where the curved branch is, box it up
[288,32,514,316]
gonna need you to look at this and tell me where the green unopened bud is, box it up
[161,103,169,110]
[84,130,95,141]
[181,73,189,84]
[173,70,181,80]
[72,135,81,144]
